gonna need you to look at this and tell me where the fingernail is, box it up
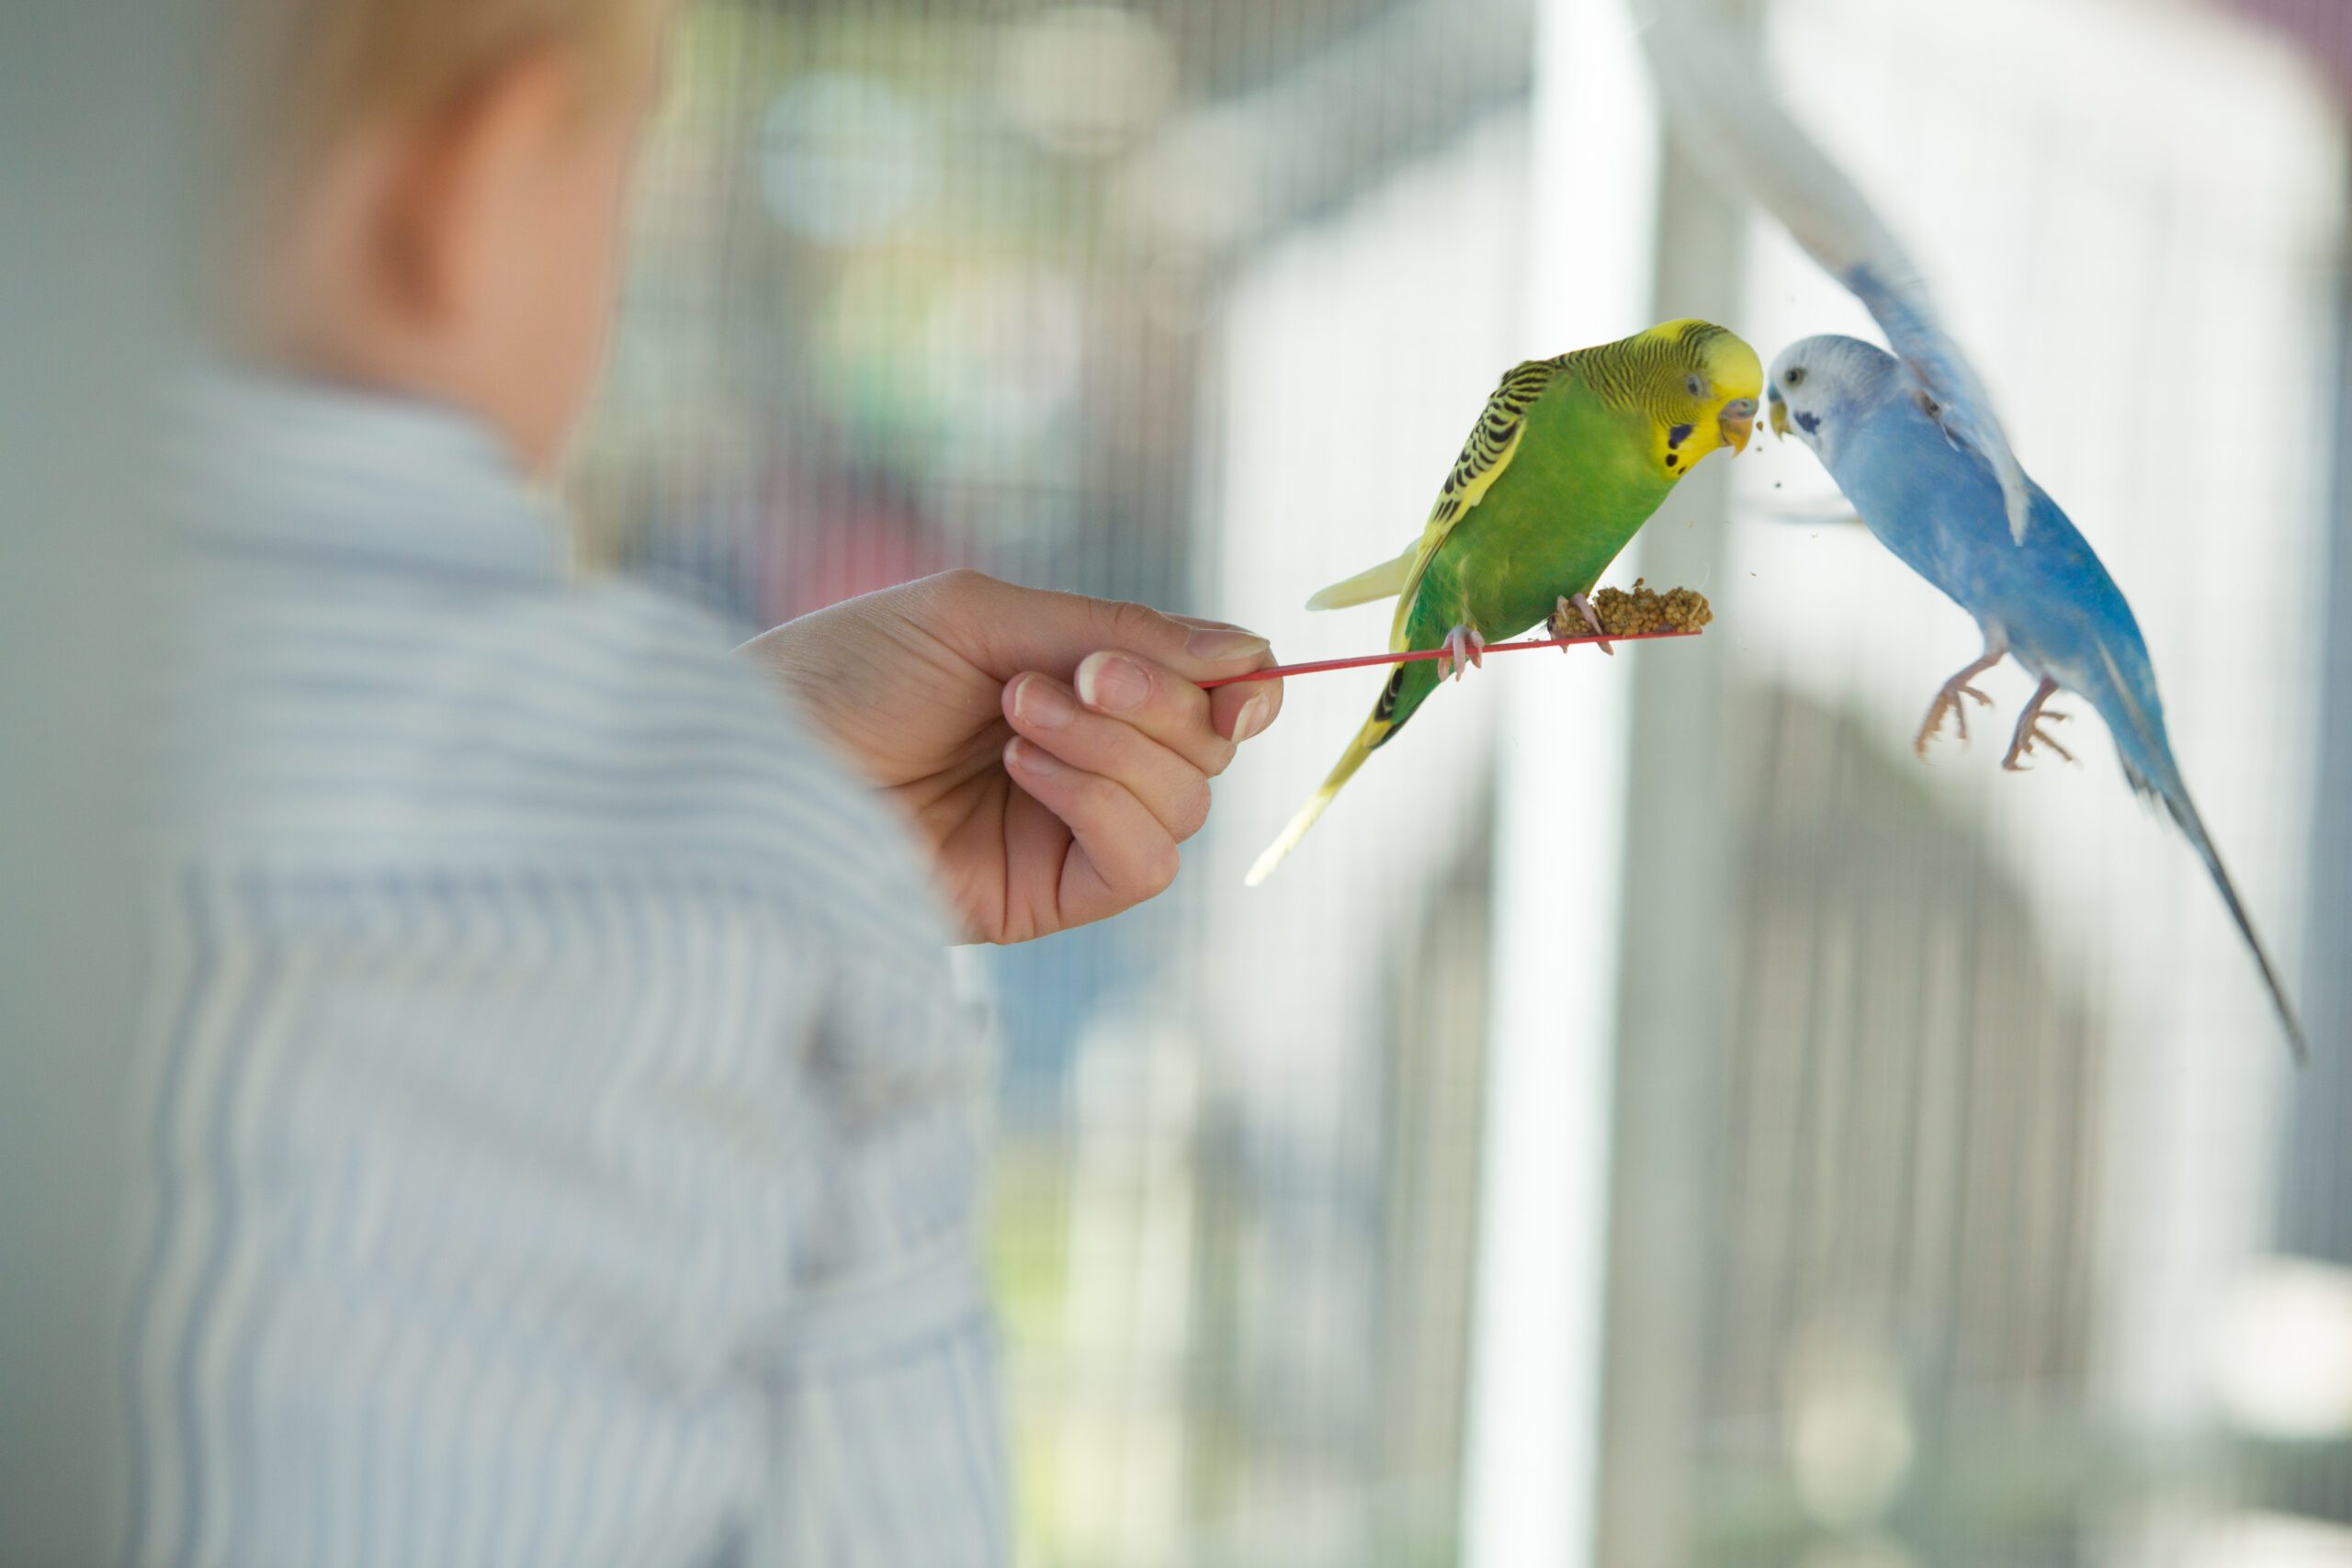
[1231,694,1272,744]
[1007,738,1062,776]
[1013,675,1076,729]
[1185,626,1271,663]
[1076,651,1149,715]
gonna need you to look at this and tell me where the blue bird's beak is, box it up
[1719,397,1757,455]
[1767,389,1791,441]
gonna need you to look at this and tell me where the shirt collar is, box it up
[175,367,568,585]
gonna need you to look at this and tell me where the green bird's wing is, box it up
[1395,362,1676,656]
[1302,358,1562,630]
[1385,357,1563,646]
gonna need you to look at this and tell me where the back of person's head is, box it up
[220,0,677,468]
[231,0,669,203]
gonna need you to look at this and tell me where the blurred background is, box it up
[566,0,2352,1562]
[89,0,2337,1562]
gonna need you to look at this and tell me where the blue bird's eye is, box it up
[1785,367,1807,388]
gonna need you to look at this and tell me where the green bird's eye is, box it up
[1685,374,1705,398]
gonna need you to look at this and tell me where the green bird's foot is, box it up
[2001,679,2075,772]
[1549,593,1612,656]
[1438,624,1487,682]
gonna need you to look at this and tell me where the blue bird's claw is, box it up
[1914,642,2007,761]
[1914,684,1994,760]
[2003,679,2075,772]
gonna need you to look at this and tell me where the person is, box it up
[126,2,1282,1562]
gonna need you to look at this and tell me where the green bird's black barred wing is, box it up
[1302,357,1563,640]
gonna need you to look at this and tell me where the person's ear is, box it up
[370,47,582,332]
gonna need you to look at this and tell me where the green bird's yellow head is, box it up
[1579,318,1763,480]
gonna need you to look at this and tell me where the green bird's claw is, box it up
[1439,625,1487,682]
[1553,593,1612,655]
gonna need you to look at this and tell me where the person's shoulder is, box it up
[163,372,959,953]
[542,579,967,949]
[571,581,944,867]
[172,565,956,953]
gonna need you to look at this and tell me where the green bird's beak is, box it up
[1720,397,1758,455]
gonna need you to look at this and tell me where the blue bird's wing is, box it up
[1633,0,2036,545]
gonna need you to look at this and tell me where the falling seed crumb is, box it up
[1548,577,1714,639]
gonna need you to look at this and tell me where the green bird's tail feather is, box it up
[1245,718,1384,886]
[1246,660,1436,886]
[1305,547,1416,612]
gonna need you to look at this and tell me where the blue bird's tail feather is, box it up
[2133,764,2310,1066]
[2093,649,2310,1065]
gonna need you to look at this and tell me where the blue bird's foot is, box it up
[1913,644,2007,761]
[2002,679,2075,772]
[1438,624,1487,682]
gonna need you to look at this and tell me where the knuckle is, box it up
[1103,597,1170,649]
[1173,776,1212,840]
[1139,840,1181,897]
[1076,773,1124,818]
[911,568,990,620]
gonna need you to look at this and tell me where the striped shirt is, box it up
[125,375,1008,1567]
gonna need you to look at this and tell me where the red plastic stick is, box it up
[1198,627,1700,689]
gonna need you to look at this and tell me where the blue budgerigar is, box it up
[1635,0,2305,1060]
[1769,335,2307,1062]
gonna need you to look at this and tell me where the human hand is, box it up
[741,570,1283,943]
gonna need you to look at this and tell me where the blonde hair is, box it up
[232,0,670,181]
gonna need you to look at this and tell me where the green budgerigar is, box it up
[1247,318,1762,885]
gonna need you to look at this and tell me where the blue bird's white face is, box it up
[1766,334,1896,467]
